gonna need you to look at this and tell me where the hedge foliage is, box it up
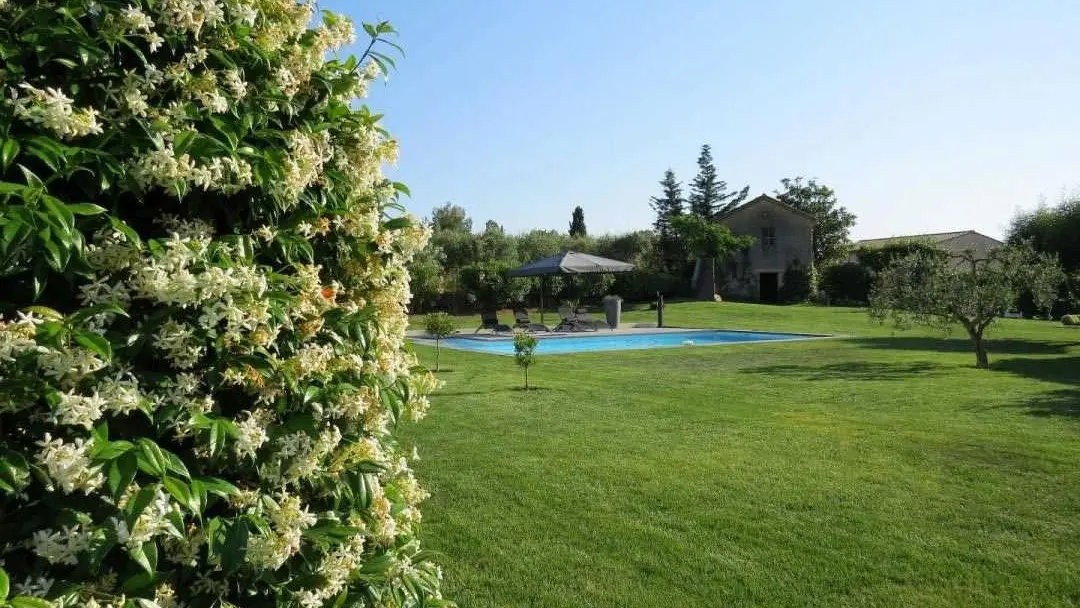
[0,0,445,606]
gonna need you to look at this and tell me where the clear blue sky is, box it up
[323,0,1080,240]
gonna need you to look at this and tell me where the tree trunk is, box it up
[524,366,529,390]
[967,327,989,369]
[435,340,441,372]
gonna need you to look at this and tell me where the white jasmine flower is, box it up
[54,390,107,429]
[35,434,105,494]
[12,84,103,139]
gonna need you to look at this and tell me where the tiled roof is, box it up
[855,231,1001,248]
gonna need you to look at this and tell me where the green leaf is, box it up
[125,483,159,528]
[164,451,190,479]
[67,303,129,327]
[391,181,411,197]
[10,597,54,608]
[0,140,19,171]
[0,564,9,600]
[383,216,411,231]
[197,476,239,498]
[189,478,208,514]
[127,540,156,574]
[74,330,112,362]
[135,438,167,477]
[163,476,195,513]
[92,440,133,461]
[91,421,109,444]
[107,451,138,499]
[221,520,249,570]
[109,216,142,246]
[66,202,106,216]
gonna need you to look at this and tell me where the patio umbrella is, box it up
[509,251,634,323]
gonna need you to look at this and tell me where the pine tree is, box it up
[650,169,684,238]
[688,144,749,219]
[650,169,686,271]
[569,206,587,237]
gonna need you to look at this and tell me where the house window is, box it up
[761,226,776,249]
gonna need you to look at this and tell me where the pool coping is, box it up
[408,327,837,356]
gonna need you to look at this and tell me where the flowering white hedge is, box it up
[0,0,447,606]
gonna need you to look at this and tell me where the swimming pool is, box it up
[427,329,825,355]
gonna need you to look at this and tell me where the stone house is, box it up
[692,194,816,302]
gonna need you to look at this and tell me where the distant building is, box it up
[853,230,1003,260]
[693,194,816,303]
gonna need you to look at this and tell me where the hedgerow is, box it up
[0,0,446,606]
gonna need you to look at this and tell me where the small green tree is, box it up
[870,244,1064,368]
[425,312,457,372]
[671,214,754,296]
[514,332,538,389]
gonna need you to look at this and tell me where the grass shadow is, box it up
[992,356,1080,385]
[741,360,944,382]
[438,386,553,397]
[1009,389,1080,419]
[852,336,1073,356]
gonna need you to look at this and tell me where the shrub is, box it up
[856,241,947,274]
[778,260,815,303]
[1062,314,1080,326]
[820,262,873,305]
[0,3,446,607]
[460,261,528,310]
[424,312,457,371]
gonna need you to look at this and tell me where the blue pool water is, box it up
[435,329,821,355]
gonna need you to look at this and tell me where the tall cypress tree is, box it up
[569,206,587,237]
[688,144,749,219]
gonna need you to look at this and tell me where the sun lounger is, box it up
[553,306,599,332]
[513,308,551,332]
[476,310,512,333]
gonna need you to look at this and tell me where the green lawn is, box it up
[402,302,1080,607]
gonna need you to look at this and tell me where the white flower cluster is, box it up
[54,390,107,429]
[245,492,316,570]
[37,346,106,387]
[234,408,273,459]
[12,84,103,139]
[112,486,180,550]
[160,0,225,37]
[30,524,97,565]
[293,532,365,607]
[130,143,256,196]
[36,434,105,494]
[0,312,41,363]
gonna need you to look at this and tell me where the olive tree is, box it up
[870,245,1063,368]
[0,0,447,606]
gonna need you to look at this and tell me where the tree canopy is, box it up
[688,144,747,219]
[870,245,1063,368]
[775,177,857,267]
[569,206,587,237]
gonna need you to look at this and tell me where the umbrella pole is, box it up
[540,276,545,324]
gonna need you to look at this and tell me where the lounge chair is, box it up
[513,308,551,332]
[554,306,599,332]
[475,310,512,333]
[572,308,603,331]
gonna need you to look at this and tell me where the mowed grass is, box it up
[402,302,1080,607]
